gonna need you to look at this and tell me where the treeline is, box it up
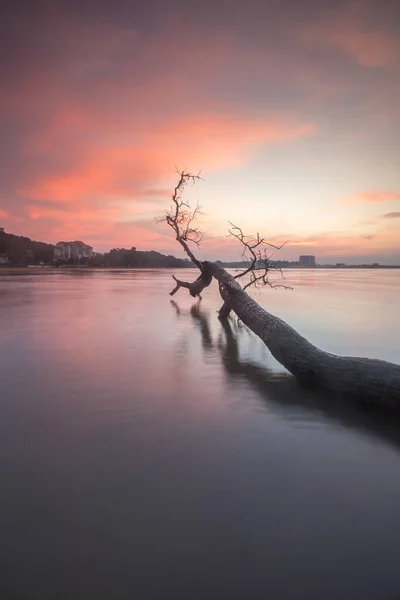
[0,229,54,265]
[0,229,193,268]
[87,247,193,268]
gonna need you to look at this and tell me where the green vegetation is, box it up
[0,229,192,268]
[88,247,193,268]
[0,229,54,265]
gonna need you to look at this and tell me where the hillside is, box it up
[0,229,55,265]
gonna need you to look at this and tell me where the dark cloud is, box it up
[382,212,400,219]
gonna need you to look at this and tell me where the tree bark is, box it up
[218,300,232,319]
[169,265,212,298]
[204,262,400,406]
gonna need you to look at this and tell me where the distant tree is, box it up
[88,253,106,267]
[7,247,25,265]
[34,245,54,264]
[0,230,55,265]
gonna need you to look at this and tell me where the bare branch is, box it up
[159,170,290,302]
[226,222,290,292]
[158,169,213,298]
[158,169,204,269]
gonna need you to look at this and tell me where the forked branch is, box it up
[159,171,290,303]
[228,222,290,291]
[158,169,204,269]
[158,169,212,297]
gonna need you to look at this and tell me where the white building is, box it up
[54,241,94,261]
[0,253,9,265]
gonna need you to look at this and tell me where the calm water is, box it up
[1,269,400,599]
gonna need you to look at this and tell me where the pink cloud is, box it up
[324,31,398,68]
[382,212,400,219]
[19,112,313,206]
[1,1,397,264]
[280,228,400,262]
[187,225,400,264]
[1,18,313,250]
[347,191,400,203]
[0,27,314,252]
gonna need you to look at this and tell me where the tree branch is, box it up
[159,171,291,301]
[225,222,291,293]
[157,169,204,270]
[157,169,213,297]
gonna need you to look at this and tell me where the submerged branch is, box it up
[169,270,212,298]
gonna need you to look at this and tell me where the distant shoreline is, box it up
[1,265,400,276]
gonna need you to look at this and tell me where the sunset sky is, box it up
[0,0,399,263]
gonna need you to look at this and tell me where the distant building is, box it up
[299,255,316,267]
[0,253,10,265]
[54,241,94,261]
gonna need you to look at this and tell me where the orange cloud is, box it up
[21,112,314,205]
[2,13,314,252]
[1,0,398,264]
[27,205,121,223]
[347,192,400,203]
[0,209,8,218]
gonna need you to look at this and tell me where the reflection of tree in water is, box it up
[172,299,400,453]
[171,299,213,349]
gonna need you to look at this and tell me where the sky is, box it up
[0,0,399,264]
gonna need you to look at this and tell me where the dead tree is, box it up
[160,171,400,406]
[160,170,287,303]
[158,170,212,299]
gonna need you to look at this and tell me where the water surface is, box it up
[1,269,400,599]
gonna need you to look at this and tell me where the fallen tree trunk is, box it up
[204,262,400,406]
[162,171,400,406]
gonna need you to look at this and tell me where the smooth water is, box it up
[1,269,400,599]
